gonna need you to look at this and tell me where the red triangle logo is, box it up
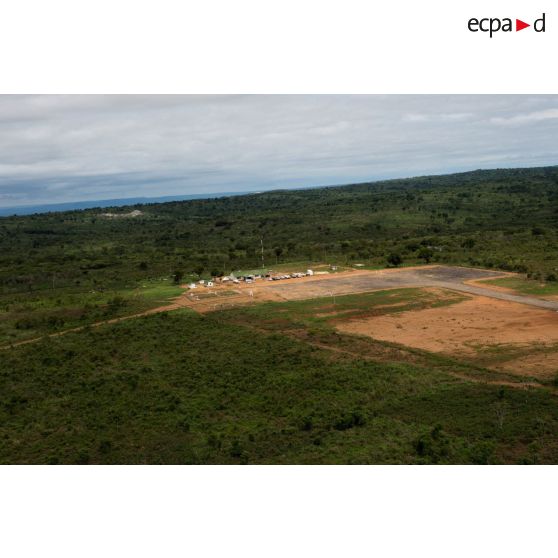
[516,19,530,31]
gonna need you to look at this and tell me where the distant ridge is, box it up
[2,164,556,217]
[0,191,253,217]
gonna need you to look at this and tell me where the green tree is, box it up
[418,247,434,264]
[461,238,476,250]
[387,253,402,267]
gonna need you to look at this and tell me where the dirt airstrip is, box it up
[5,265,558,381]
[178,265,558,313]
[173,265,558,378]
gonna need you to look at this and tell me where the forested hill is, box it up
[1,165,558,294]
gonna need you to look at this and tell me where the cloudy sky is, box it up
[1,95,558,207]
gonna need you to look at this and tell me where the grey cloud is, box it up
[0,95,557,207]
[490,108,558,125]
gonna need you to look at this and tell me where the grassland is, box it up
[480,276,558,297]
[0,279,182,345]
[218,287,467,329]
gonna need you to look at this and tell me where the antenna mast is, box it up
[261,237,265,270]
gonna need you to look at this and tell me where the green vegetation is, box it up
[2,308,557,464]
[2,165,558,463]
[2,165,558,344]
[219,287,467,331]
[481,276,558,297]
[0,279,182,344]
[233,262,352,276]
[216,288,538,387]
[2,166,558,298]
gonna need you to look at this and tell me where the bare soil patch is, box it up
[335,295,558,379]
[493,352,558,379]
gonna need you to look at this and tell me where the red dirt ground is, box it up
[335,295,558,379]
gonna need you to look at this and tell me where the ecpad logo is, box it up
[468,13,546,37]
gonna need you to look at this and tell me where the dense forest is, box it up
[2,165,558,295]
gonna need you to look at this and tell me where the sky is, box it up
[1,94,558,208]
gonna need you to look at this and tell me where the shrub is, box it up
[107,296,126,312]
[300,415,314,431]
[468,441,495,465]
[76,450,90,465]
[414,425,451,463]
[333,410,366,431]
[387,253,403,267]
[177,418,190,432]
[98,440,112,454]
[418,247,434,263]
[229,440,243,458]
